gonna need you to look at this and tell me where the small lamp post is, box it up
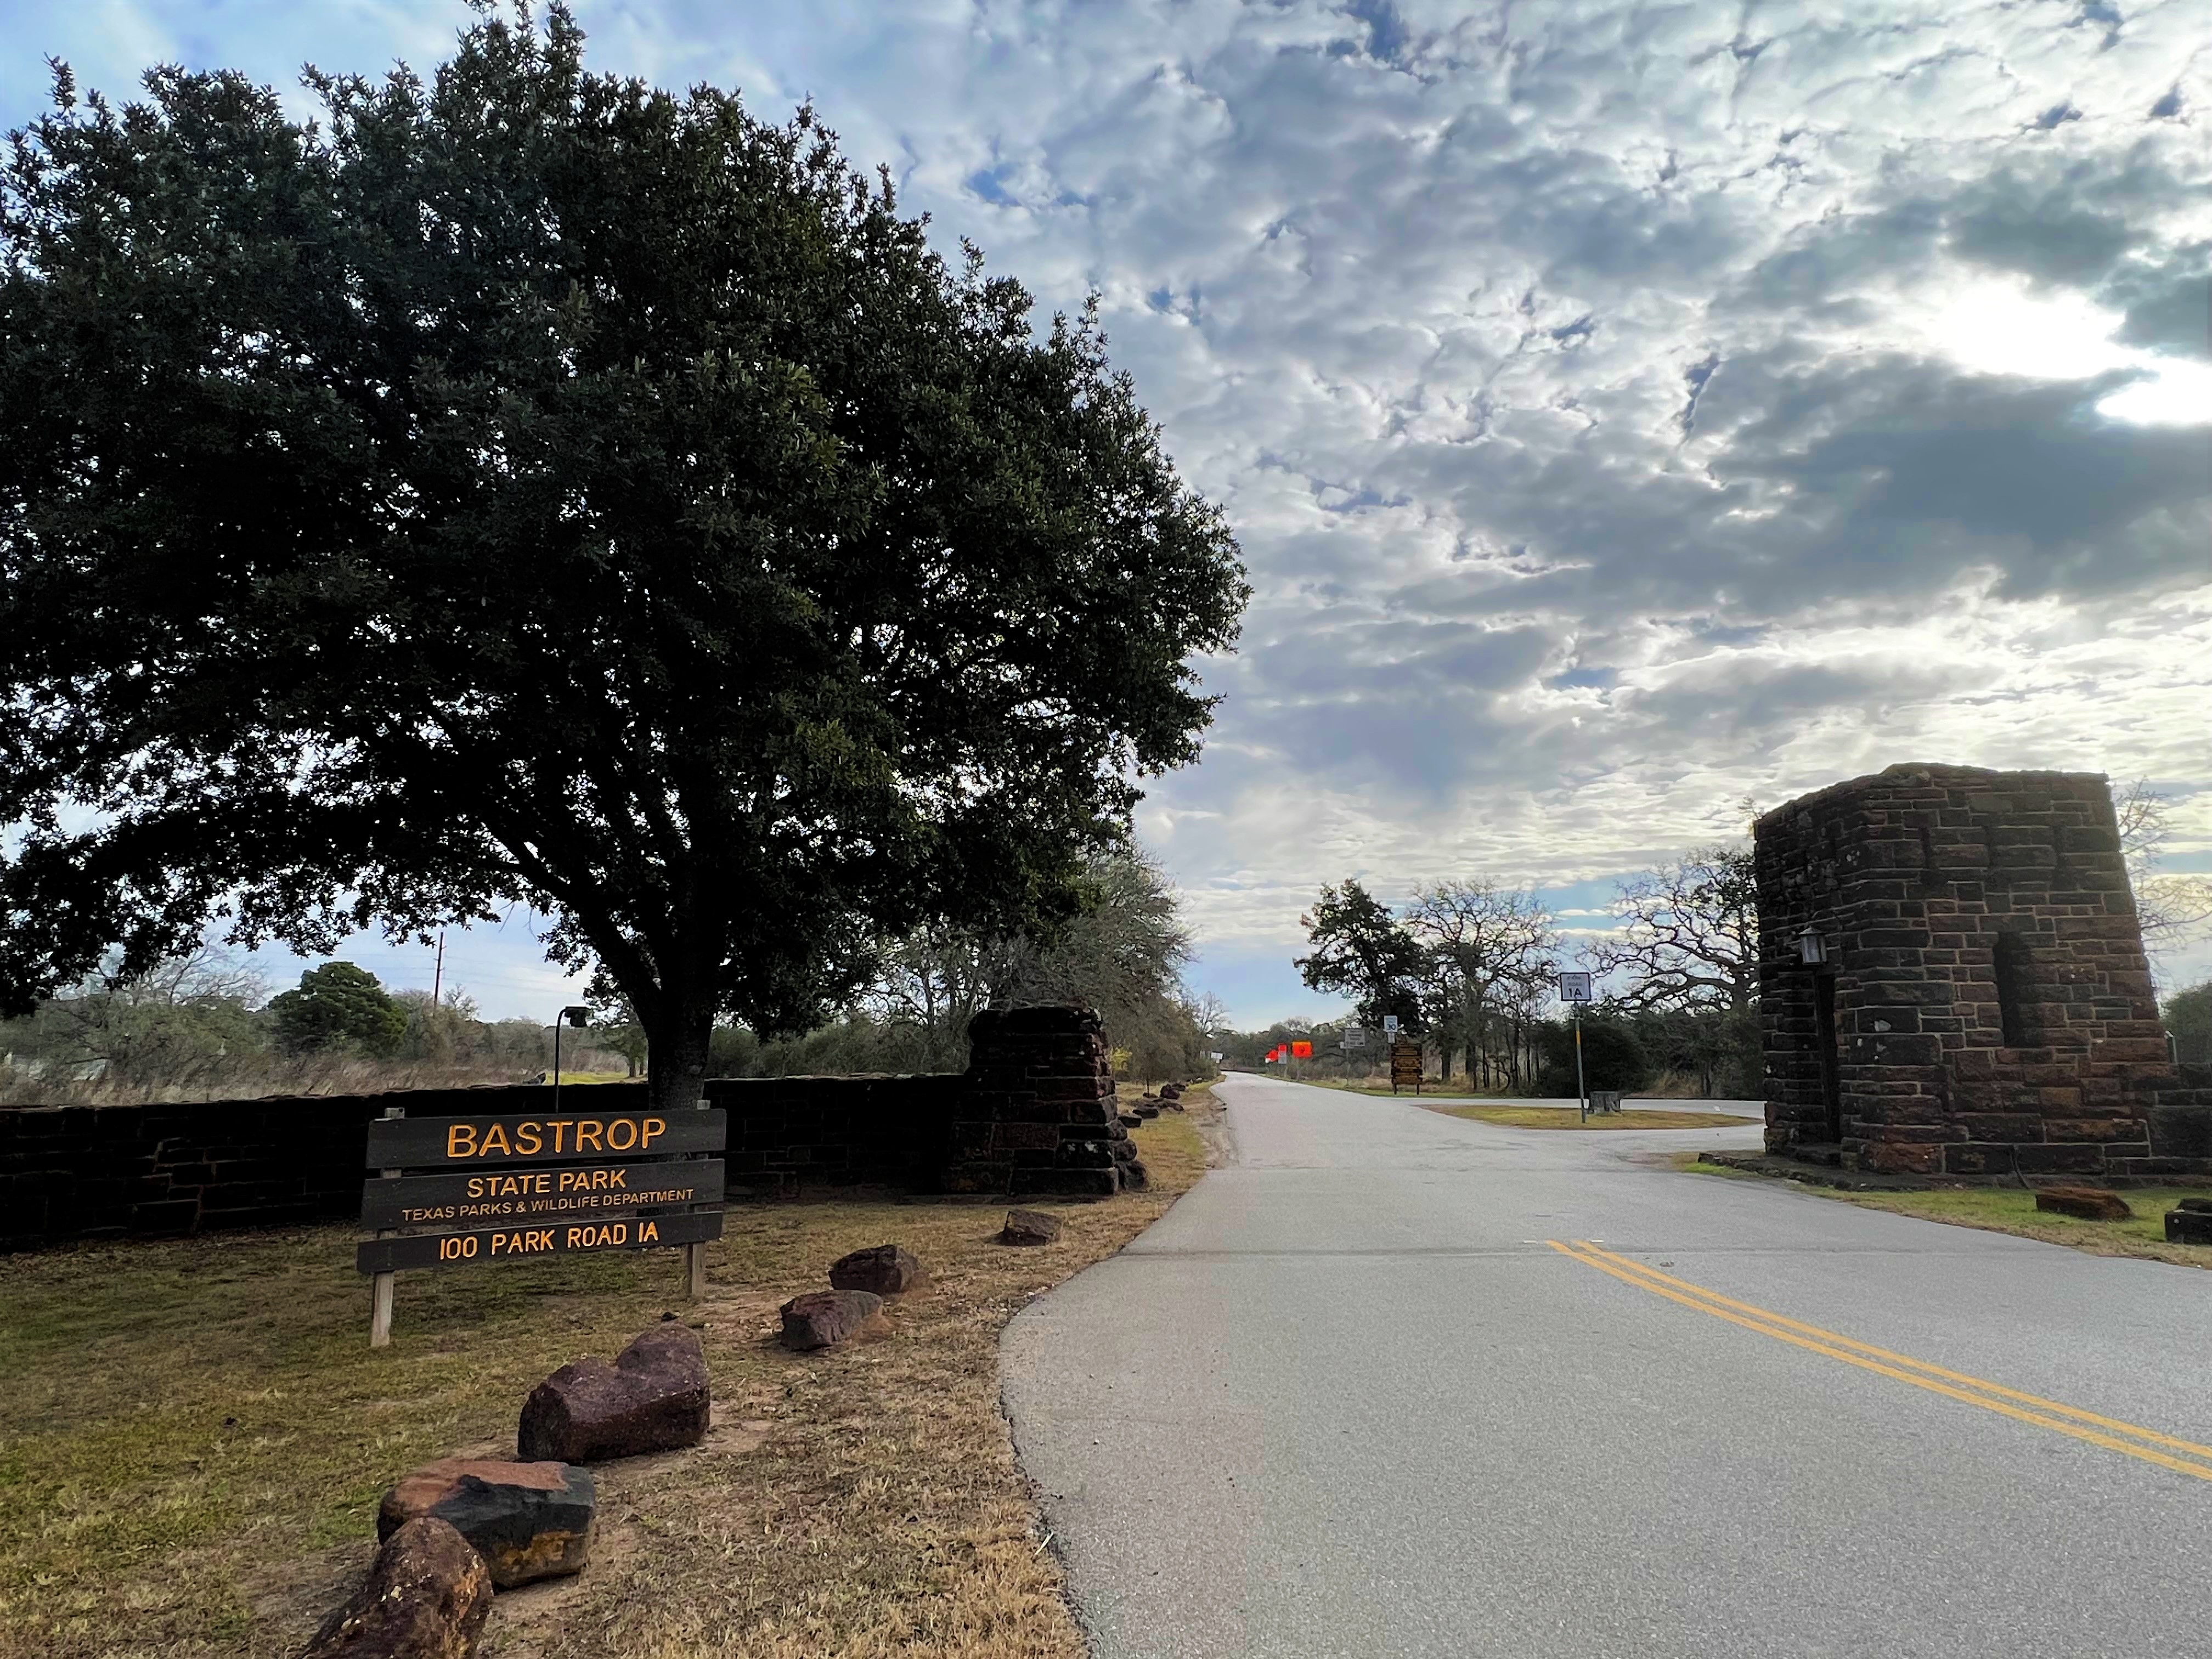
[1797,926,1829,968]
[552,1004,590,1112]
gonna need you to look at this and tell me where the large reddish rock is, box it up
[376,1459,594,1589]
[828,1244,926,1295]
[301,1516,492,1659]
[998,1208,1063,1246]
[517,1324,710,1464]
[779,1289,890,1350]
[2034,1186,2133,1221]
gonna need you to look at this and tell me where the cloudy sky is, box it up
[5,0,2207,1024]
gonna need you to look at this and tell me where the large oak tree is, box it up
[0,8,1246,1108]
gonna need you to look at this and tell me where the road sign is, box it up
[1556,972,1594,1003]
[1343,1029,1367,1049]
[1383,1014,1401,1035]
[359,1103,726,1346]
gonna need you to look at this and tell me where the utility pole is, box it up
[431,930,445,1005]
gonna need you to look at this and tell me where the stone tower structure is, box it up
[1754,764,2212,1178]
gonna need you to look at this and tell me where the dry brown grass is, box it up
[0,1102,1218,1659]
[0,1059,637,1109]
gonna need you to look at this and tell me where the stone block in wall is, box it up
[2013,1143,2109,1174]
[1944,1143,2019,1175]
[1955,1114,2046,1143]
[993,1122,1063,1153]
[1870,1141,1944,1174]
[1037,1167,1119,1197]
[994,1097,1079,1125]
[940,1163,1006,1195]
[2148,1108,2212,1160]
[2044,1117,2146,1143]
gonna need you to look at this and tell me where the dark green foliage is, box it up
[1534,1017,1650,1096]
[0,9,1245,1109]
[268,962,407,1057]
[1623,1005,1760,1098]
[1294,881,1427,1031]
[2166,981,2212,1065]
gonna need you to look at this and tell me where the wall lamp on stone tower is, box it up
[1796,926,1830,967]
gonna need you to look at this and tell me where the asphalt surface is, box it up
[1000,1073,2212,1658]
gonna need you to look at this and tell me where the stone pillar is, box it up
[1754,763,2212,1178]
[944,1006,1144,1197]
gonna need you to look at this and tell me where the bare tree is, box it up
[1404,881,1560,1090]
[860,846,1203,1075]
[2113,781,2212,950]
[56,942,270,1083]
[1589,845,1758,1014]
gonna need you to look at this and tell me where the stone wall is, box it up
[0,1084,650,1254]
[0,1005,1144,1251]
[1754,763,2212,1179]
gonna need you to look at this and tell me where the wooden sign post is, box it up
[1389,1040,1424,1096]
[360,1104,727,1347]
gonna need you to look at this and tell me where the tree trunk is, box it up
[644,1002,716,1114]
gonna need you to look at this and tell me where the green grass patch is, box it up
[1813,1184,2212,1268]
[1665,1151,1770,1178]
[1430,1105,1754,1131]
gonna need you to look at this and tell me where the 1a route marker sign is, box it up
[1555,973,1594,1118]
[358,1104,727,1347]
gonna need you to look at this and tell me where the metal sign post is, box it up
[1574,1006,1589,1122]
[1556,972,1594,1121]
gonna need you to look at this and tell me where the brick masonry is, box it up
[1755,763,2212,1179]
[704,1005,1142,1199]
[1,1006,1143,1251]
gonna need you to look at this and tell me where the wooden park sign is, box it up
[360,1104,726,1347]
[1390,1039,1424,1095]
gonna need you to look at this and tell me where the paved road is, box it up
[1001,1074,2212,1658]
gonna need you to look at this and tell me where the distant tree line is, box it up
[1286,846,1761,1098]
[681,845,1215,1083]
[0,951,629,1103]
[2,843,1217,1103]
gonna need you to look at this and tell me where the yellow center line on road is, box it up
[1568,1241,2212,1459]
[1546,1239,2212,1485]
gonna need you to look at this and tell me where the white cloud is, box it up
[3,0,2205,1023]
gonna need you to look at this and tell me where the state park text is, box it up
[358,1159,727,1231]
